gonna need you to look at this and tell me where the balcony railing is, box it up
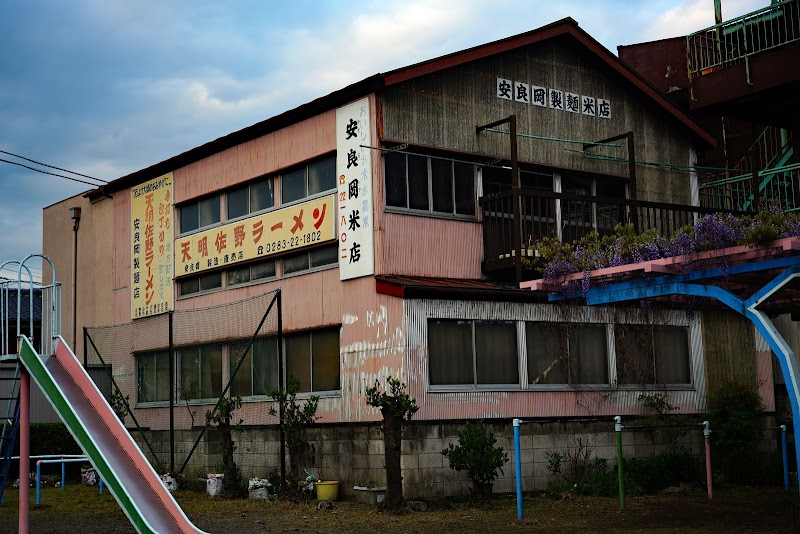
[687,0,799,85]
[480,189,750,279]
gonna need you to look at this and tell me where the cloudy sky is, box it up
[0,0,766,280]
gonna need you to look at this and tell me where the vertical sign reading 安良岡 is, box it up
[131,173,174,319]
[336,97,374,280]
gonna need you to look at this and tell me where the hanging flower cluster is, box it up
[529,201,800,289]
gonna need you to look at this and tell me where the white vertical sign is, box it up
[336,97,374,281]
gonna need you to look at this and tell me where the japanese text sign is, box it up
[131,173,174,319]
[175,194,335,276]
[497,77,612,119]
[336,97,374,280]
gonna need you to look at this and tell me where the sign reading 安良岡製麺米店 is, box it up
[131,173,174,320]
[497,77,612,119]
[174,194,336,277]
[336,97,374,281]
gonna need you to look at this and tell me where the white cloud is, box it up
[646,0,767,41]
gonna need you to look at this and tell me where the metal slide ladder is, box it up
[0,366,20,503]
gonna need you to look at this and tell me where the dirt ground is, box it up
[0,485,795,533]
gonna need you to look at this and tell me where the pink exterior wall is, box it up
[379,214,483,279]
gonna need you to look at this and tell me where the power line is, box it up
[0,149,107,183]
[0,158,104,188]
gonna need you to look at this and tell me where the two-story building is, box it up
[42,18,772,496]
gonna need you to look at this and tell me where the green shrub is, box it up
[12,423,82,456]
[544,438,620,497]
[624,449,703,492]
[708,381,764,453]
[713,448,783,486]
[442,421,508,498]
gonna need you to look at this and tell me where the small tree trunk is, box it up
[219,417,242,498]
[382,410,404,510]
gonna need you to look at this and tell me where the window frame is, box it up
[427,318,521,391]
[136,351,170,405]
[425,312,696,393]
[226,176,275,222]
[177,344,223,401]
[614,324,692,387]
[384,147,478,220]
[229,336,280,399]
[282,327,341,396]
[178,195,222,235]
[279,155,337,207]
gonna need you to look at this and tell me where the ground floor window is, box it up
[178,345,223,400]
[229,337,279,397]
[137,351,170,403]
[428,319,518,386]
[284,327,340,393]
[427,317,692,390]
[526,322,608,385]
[615,325,690,385]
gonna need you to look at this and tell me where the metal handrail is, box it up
[687,0,799,81]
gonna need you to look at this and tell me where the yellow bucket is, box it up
[316,480,339,501]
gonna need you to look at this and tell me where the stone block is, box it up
[418,453,444,469]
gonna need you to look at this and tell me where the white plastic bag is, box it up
[248,478,272,500]
[161,473,178,492]
[81,467,97,486]
[206,473,224,497]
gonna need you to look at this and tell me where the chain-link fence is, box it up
[85,289,283,478]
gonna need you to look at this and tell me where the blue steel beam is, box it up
[545,256,800,484]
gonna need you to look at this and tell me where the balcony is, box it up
[685,0,800,120]
[480,189,748,282]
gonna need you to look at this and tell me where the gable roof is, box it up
[91,17,714,199]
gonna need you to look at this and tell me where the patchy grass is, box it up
[0,485,794,533]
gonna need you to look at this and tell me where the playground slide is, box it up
[18,336,208,534]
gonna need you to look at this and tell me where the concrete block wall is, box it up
[133,417,779,499]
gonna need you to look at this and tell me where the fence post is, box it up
[513,418,523,519]
[781,425,789,492]
[703,421,713,500]
[614,416,624,509]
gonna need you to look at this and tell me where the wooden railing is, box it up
[480,189,751,279]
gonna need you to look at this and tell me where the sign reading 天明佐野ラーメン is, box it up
[175,194,335,276]
[131,173,174,319]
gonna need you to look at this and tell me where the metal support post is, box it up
[614,416,625,509]
[513,418,523,519]
[703,421,713,499]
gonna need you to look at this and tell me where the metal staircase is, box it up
[700,127,797,212]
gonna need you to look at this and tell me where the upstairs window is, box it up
[227,260,276,287]
[227,178,274,220]
[385,150,476,216]
[179,196,220,234]
[281,156,336,205]
[178,272,222,297]
[282,244,338,275]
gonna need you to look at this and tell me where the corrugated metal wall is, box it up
[381,37,695,205]
[404,299,707,420]
[0,364,60,423]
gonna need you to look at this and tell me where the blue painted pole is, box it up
[61,463,65,492]
[35,462,41,505]
[781,425,789,492]
[513,418,523,519]
[99,478,103,495]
